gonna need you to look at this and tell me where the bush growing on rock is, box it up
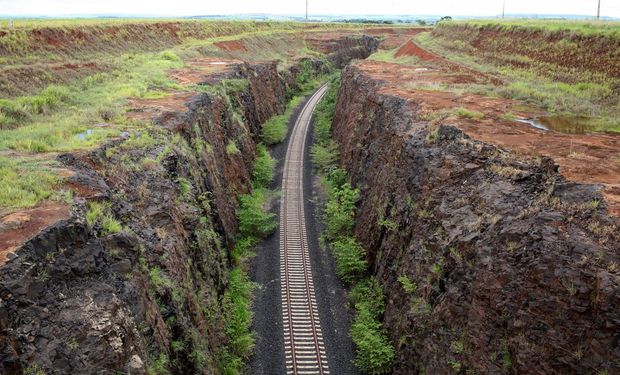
[332,236,368,284]
[252,144,275,188]
[237,188,277,238]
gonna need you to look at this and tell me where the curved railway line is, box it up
[280,84,330,375]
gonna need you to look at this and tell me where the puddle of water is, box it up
[76,129,93,140]
[515,116,595,134]
[209,62,228,65]
[515,118,548,131]
[538,116,594,134]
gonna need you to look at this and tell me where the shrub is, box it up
[223,267,255,358]
[221,78,249,94]
[397,275,417,293]
[252,144,275,188]
[313,77,340,143]
[311,140,339,172]
[0,99,30,129]
[350,279,395,375]
[260,114,287,145]
[331,236,367,284]
[296,59,315,87]
[237,188,277,238]
[350,278,386,318]
[226,141,240,155]
[159,50,180,61]
[177,177,192,199]
[149,267,173,292]
[120,131,157,150]
[324,182,359,240]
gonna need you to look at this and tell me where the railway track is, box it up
[280,84,330,375]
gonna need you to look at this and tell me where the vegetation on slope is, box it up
[222,145,277,373]
[313,78,395,374]
[445,19,620,36]
[0,22,333,212]
[414,21,620,132]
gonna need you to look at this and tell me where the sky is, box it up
[0,0,619,18]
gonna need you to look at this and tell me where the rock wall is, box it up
[332,63,620,374]
[0,62,284,375]
[0,32,380,373]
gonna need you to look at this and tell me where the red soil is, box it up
[395,40,437,60]
[168,57,242,86]
[214,40,247,52]
[355,56,620,216]
[0,203,70,265]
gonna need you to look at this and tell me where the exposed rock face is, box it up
[332,63,620,374]
[0,33,380,373]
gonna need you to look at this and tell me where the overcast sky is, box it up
[1,0,618,18]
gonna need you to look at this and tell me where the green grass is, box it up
[85,200,124,236]
[415,28,620,132]
[452,107,484,120]
[368,48,420,66]
[0,50,183,153]
[448,19,620,36]
[0,22,348,211]
[0,156,59,210]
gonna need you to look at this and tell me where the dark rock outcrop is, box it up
[332,63,620,374]
[0,37,378,374]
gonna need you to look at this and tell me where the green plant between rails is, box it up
[312,79,395,374]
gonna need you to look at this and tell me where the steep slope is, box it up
[331,63,620,374]
[0,30,381,374]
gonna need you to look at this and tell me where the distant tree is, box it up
[415,19,428,26]
[439,16,453,22]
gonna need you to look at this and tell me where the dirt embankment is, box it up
[332,63,620,374]
[431,23,620,84]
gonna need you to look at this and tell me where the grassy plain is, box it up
[413,20,620,132]
[0,20,367,211]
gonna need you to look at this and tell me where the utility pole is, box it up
[502,0,506,19]
[597,0,601,21]
[306,0,308,20]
